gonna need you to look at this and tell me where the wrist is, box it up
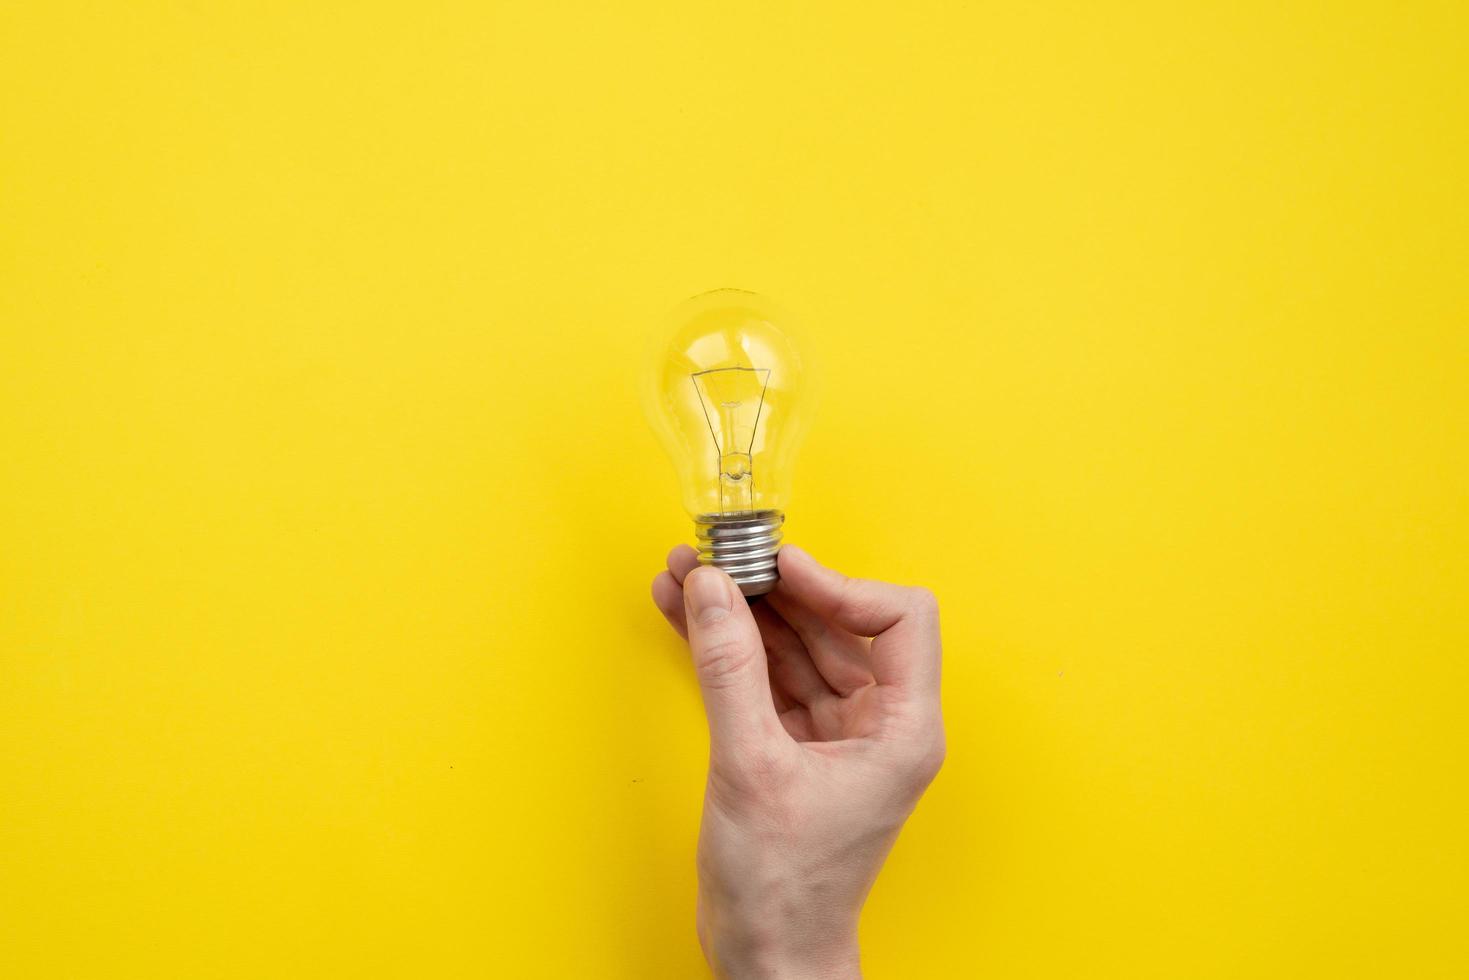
[705,939,861,980]
[699,911,860,979]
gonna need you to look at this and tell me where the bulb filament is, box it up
[690,366,770,515]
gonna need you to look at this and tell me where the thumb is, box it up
[682,565,782,754]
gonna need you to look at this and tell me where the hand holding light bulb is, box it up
[646,292,944,978]
[651,545,945,980]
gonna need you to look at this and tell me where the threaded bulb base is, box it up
[694,510,784,596]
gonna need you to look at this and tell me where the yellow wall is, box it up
[2,3,1465,977]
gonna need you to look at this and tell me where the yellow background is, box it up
[2,2,1466,977]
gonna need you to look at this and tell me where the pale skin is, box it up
[651,544,946,980]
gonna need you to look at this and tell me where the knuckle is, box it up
[832,569,855,596]
[917,730,947,780]
[848,601,884,634]
[694,635,753,687]
[893,726,946,789]
[846,587,897,634]
[908,585,940,617]
[837,575,874,612]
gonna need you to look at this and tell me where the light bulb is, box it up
[643,289,812,596]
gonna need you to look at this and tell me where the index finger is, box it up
[775,545,941,695]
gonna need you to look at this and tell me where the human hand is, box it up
[651,544,945,979]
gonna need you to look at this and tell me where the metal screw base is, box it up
[694,510,785,596]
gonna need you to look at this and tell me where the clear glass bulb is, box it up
[643,289,812,595]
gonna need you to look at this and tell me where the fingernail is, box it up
[686,568,731,624]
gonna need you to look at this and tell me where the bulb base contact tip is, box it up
[694,510,785,597]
